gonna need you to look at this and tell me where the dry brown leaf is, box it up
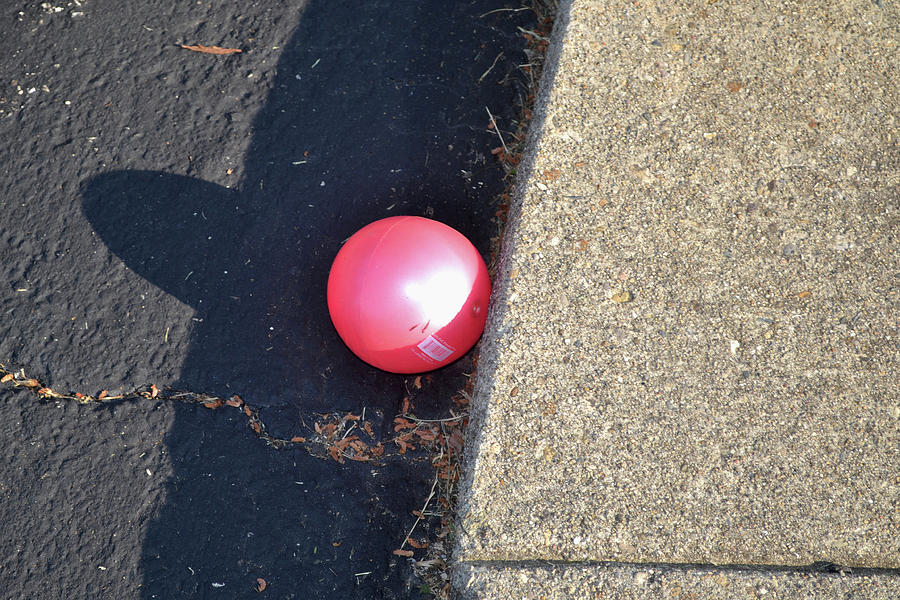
[406,537,427,549]
[413,376,422,389]
[1,373,14,383]
[362,422,374,437]
[290,436,306,443]
[180,43,242,55]
[393,418,416,431]
[328,445,345,463]
[448,431,465,451]
[243,404,252,416]
[97,389,108,399]
[414,428,436,442]
[255,578,267,592]
[204,399,223,409]
[798,290,812,299]
[392,549,414,557]
[150,384,159,399]
[251,421,261,434]
[332,541,342,547]
[370,444,385,457]
[225,396,242,407]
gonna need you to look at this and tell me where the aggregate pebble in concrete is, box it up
[456,0,900,572]
[452,563,900,600]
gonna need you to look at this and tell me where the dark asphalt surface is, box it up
[0,1,535,598]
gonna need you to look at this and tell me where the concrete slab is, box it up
[452,563,900,600]
[456,0,899,576]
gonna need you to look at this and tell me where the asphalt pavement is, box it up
[0,1,535,598]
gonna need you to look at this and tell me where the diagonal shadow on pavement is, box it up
[81,0,532,597]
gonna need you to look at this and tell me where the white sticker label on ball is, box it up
[417,335,455,362]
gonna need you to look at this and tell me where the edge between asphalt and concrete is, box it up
[452,0,899,598]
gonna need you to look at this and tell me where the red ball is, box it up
[327,216,491,373]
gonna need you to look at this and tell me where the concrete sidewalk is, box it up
[453,0,899,597]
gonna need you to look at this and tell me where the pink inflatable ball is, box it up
[327,216,491,374]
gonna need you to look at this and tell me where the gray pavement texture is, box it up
[453,0,899,597]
